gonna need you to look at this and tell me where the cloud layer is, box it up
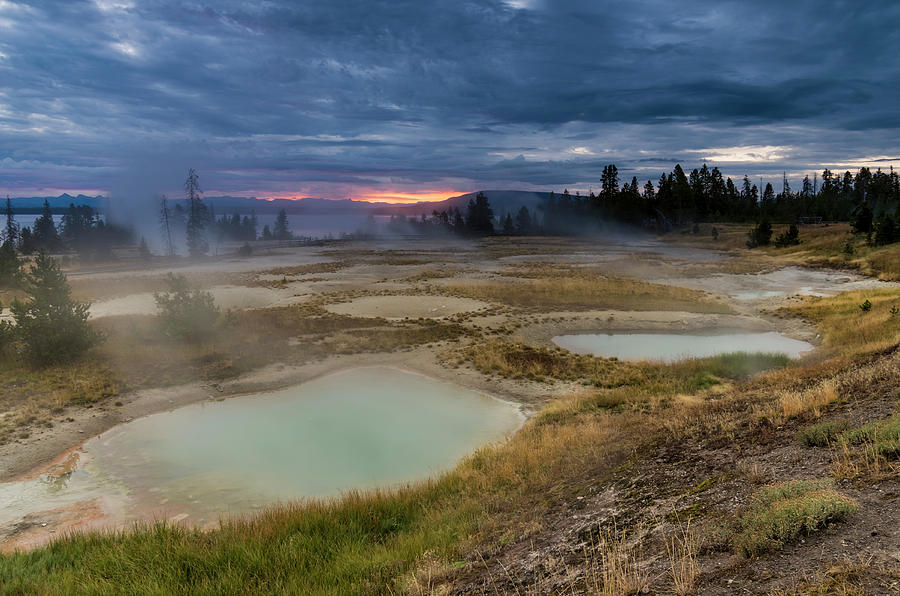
[1,0,898,199]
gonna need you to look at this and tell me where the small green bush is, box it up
[735,479,857,556]
[153,273,220,341]
[843,414,900,460]
[859,299,872,312]
[841,237,855,256]
[796,419,851,447]
[844,414,900,444]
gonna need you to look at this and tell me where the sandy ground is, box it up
[651,265,898,303]
[2,236,898,551]
[324,295,489,319]
[89,285,310,318]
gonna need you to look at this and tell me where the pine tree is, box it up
[0,238,21,287]
[184,169,208,257]
[273,209,292,240]
[10,251,100,364]
[33,200,60,250]
[138,236,151,259]
[4,196,18,246]
[502,212,515,235]
[465,192,494,234]
[515,206,532,235]
[159,195,175,256]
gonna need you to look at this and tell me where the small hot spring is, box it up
[552,331,814,362]
[0,368,522,534]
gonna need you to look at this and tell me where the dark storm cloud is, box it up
[1,0,898,197]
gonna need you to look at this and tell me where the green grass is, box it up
[844,413,900,447]
[842,413,900,461]
[735,480,858,556]
[797,420,852,447]
[0,489,474,594]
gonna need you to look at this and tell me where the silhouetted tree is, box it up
[184,169,208,257]
[3,197,18,246]
[18,227,35,254]
[465,192,494,234]
[0,239,20,287]
[159,195,175,256]
[33,200,60,251]
[515,206,532,235]
[851,204,873,235]
[747,219,773,248]
[273,209,292,240]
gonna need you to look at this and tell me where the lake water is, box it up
[0,367,522,534]
[552,331,814,362]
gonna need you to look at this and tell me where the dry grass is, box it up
[443,267,731,313]
[779,379,840,418]
[770,557,900,596]
[666,522,699,596]
[457,339,790,396]
[781,288,900,356]
[580,528,651,596]
[669,223,900,281]
[0,360,120,443]
[260,261,346,277]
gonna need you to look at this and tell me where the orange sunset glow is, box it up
[353,190,463,204]
[255,189,464,204]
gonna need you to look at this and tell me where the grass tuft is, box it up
[735,480,858,556]
[797,419,852,447]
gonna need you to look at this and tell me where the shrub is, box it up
[237,242,253,257]
[774,223,800,247]
[735,480,857,556]
[746,219,773,248]
[796,420,851,447]
[859,299,872,312]
[9,251,101,364]
[841,236,855,256]
[153,273,220,341]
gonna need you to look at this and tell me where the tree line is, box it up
[157,169,293,257]
[395,164,899,247]
[537,164,899,241]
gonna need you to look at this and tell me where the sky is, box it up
[1,0,899,203]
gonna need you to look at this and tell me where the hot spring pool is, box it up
[0,367,523,534]
[551,331,814,362]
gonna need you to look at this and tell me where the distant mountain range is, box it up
[6,194,106,210]
[6,190,552,216]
